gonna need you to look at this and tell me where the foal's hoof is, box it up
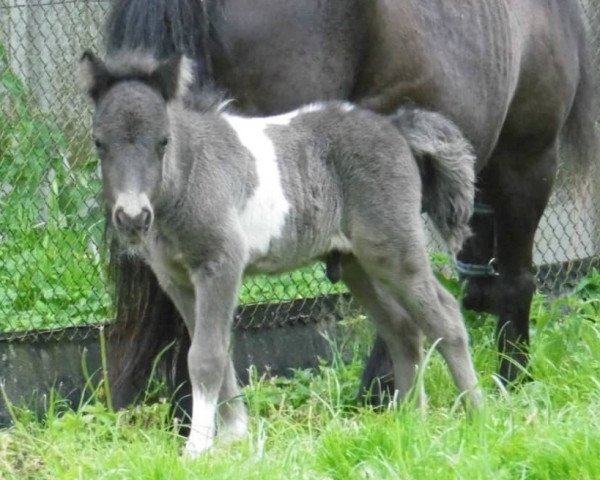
[184,435,214,459]
[219,414,249,445]
[467,387,484,410]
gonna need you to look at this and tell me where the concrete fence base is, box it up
[0,295,348,427]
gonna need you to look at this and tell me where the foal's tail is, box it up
[390,108,476,253]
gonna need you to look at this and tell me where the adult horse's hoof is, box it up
[358,336,395,408]
[358,379,395,409]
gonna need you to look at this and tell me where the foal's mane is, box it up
[85,51,230,113]
[99,51,164,82]
[183,87,232,113]
[80,51,175,101]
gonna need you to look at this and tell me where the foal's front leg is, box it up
[185,257,245,458]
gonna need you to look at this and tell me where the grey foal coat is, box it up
[80,52,481,456]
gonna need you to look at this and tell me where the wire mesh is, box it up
[0,0,599,340]
[0,0,111,338]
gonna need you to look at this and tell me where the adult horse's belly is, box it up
[353,0,518,165]
[211,0,517,166]
[210,0,368,113]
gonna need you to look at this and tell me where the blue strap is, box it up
[473,202,494,215]
[454,257,499,278]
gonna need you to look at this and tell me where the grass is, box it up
[1,272,600,479]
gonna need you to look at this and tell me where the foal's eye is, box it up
[93,139,105,152]
[157,137,169,156]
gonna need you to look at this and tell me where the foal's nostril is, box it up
[114,207,127,229]
[140,207,152,231]
[113,205,152,234]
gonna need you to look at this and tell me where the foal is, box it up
[80,51,481,457]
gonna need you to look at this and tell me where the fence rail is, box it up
[0,0,599,340]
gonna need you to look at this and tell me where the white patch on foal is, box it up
[185,387,218,457]
[224,115,291,256]
[257,102,351,127]
[264,110,301,126]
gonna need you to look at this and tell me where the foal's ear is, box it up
[151,55,194,102]
[79,50,111,102]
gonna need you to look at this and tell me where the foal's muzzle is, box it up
[112,193,153,240]
[114,205,152,230]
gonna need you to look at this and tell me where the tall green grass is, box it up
[1,272,600,479]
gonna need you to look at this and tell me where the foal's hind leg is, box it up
[359,178,496,406]
[340,256,425,408]
[353,236,481,408]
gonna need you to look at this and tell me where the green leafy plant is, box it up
[0,43,109,333]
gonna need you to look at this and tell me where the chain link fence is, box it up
[0,0,599,340]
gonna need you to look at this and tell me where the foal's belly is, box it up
[245,243,326,276]
[244,229,348,276]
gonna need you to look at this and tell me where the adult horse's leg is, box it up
[486,143,558,384]
[341,256,425,408]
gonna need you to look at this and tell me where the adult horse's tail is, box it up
[105,0,213,85]
[390,108,476,253]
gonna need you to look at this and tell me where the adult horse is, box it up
[104,0,598,409]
